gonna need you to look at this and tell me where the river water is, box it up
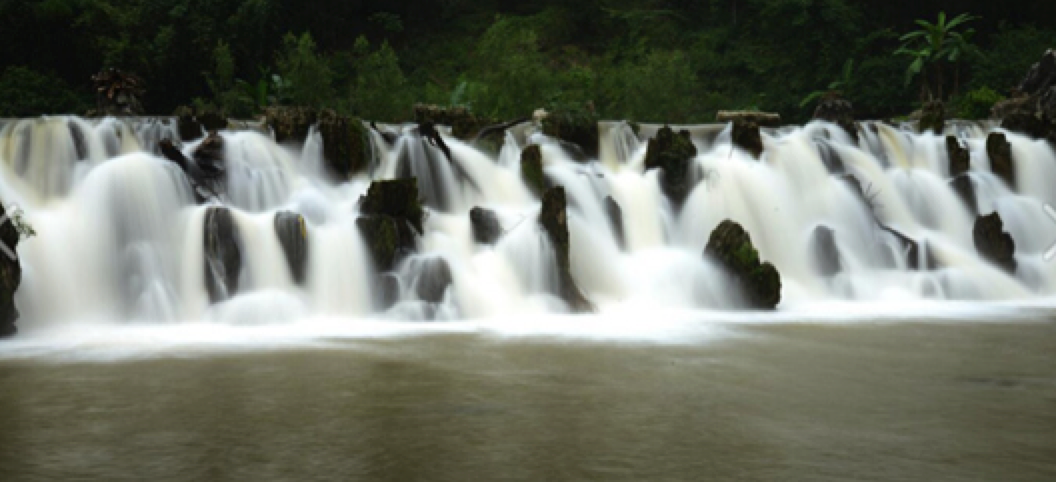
[1,317,1054,481]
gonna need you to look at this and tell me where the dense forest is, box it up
[2,0,1055,123]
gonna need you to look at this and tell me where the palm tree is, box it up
[895,12,978,102]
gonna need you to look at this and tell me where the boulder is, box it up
[973,212,1017,273]
[946,136,971,177]
[521,144,546,197]
[919,100,945,134]
[412,257,453,303]
[274,211,309,284]
[644,126,698,208]
[541,106,599,159]
[317,109,369,179]
[203,207,242,303]
[357,179,425,272]
[469,207,502,245]
[265,106,317,144]
[413,104,488,140]
[538,187,595,313]
[716,111,782,128]
[159,138,225,202]
[0,201,22,337]
[986,132,1015,190]
[811,225,841,277]
[174,105,226,141]
[994,50,1056,144]
[1019,49,1056,96]
[731,118,764,159]
[812,93,858,142]
[604,196,626,249]
[704,220,781,310]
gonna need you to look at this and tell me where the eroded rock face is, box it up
[731,119,764,159]
[275,211,308,284]
[644,126,697,208]
[539,187,595,313]
[521,144,546,198]
[0,201,21,337]
[973,212,1017,273]
[986,132,1015,190]
[203,207,242,303]
[470,207,502,245]
[356,179,425,272]
[812,94,857,142]
[704,220,782,310]
[919,100,945,135]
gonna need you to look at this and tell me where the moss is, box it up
[265,106,317,143]
[644,126,697,207]
[359,178,425,233]
[704,220,782,310]
[356,216,400,272]
[318,109,369,179]
[521,144,546,198]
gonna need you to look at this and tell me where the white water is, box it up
[1,115,1056,342]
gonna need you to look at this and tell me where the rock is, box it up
[541,106,599,159]
[192,132,225,167]
[1019,49,1056,96]
[716,111,782,128]
[317,109,369,179]
[919,100,945,134]
[811,225,842,277]
[995,50,1056,144]
[469,207,502,245]
[265,106,318,143]
[357,179,425,272]
[411,257,453,303]
[604,196,625,249]
[374,273,400,310]
[731,118,764,159]
[986,132,1015,190]
[521,144,546,197]
[950,175,977,214]
[159,138,225,202]
[812,93,858,142]
[704,220,782,310]
[880,225,939,271]
[946,136,971,177]
[274,211,308,284]
[203,207,242,303]
[173,105,226,141]
[0,201,22,337]
[413,104,488,139]
[973,212,1017,273]
[538,187,595,313]
[644,126,698,208]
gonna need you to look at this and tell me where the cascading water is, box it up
[2,114,1056,334]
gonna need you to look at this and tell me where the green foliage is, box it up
[0,67,87,116]
[895,12,980,101]
[347,36,410,121]
[971,25,1056,93]
[275,32,334,108]
[800,60,855,108]
[953,86,1004,119]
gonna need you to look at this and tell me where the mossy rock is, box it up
[973,212,1017,273]
[946,136,970,178]
[356,216,402,272]
[203,207,242,303]
[521,144,546,198]
[274,211,309,284]
[704,220,782,310]
[317,109,369,179]
[731,119,763,159]
[266,106,318,143]
[357,178,426,272]
[919,100,945,135]
[644,126,697,208]
[986,132,1015,190]
[358,178,425,234]
[541,106,599,159]
[539,187,595,313]
[812,93,858,142]
[0,201,21,338]
[413,104,488,140]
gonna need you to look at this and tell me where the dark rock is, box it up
[317,109,369,179]
[521,144,546,197]
[995,50,1056,144]
[880,225,939,271]
[412,257,453,303]
[174,105,202,141]
[604,196,625,249]
[704,220,781,310]
[644,126,698,208]
[274,211,309,284]
[946,136,971,177]
[469,207,502,245]
[919,100,945,134]
[986,132,1015,190]
[0,201,22,337]
[973,212,1017,273]
[67,120,88,160]
[159,138,225,202]
[539,187,595,313]
[413,104,489,140]
[203,207,242,303]
[716,111,782,128]
[1019,49,1056,96]
[266,106,317,143]
[812,93,858,142]
[541,106,599,159]
[731,119,764,159]
[811,225,841,277]
[375,273,400,310]
[950,175,977,214]
[357,179,425,272]
[192,132,225,167]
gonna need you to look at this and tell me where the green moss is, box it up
[318,109,369,178]
[644,126,697,207]
[542,105,599,158]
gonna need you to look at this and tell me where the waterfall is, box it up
[3,115,1056,332]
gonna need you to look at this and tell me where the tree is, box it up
[895,12,979,102]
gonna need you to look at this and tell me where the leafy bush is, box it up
[275,33,334,108]
[953,86,1004,119]
[0,67,87,116]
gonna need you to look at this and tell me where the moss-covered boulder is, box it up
[973,212,1016,273]
[266,106,317,143]
[812,93,858,142]
[919,100,945,135]
[356,179,425,272]
[203,207,242,303]
[317,109,369,179]
[986,132,1015,190]
[731,119,764,159]
[604,196,625,249]
[644,126,697,208]
[704,220,781,310]
[470,207,502,245]
[539,187,595,313]
[521,144,546,198]
[0,201,22,337]
[541,106,599,159]
[274,211,309,284]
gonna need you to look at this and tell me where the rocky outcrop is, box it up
[203,207,242,303]
[317,109,369,179]
[469,207,502,245]
[539,187,594,313]
[413,104,487,140]
[811,225,842,277]
[266,106,318,144]
[993,49,1056,144]
[946,136,971,177]
[411,256,453,303]
[356,179,425,272]
[644,126,697,208]
[704,220,781,310]
[716,111,782,128]
[604,196,625,249]
[986,132,1015,190]
[973,212,1017,273]
[521,144,546,197]
[919,100,945,134]
[0,202,22,337]
[274,211,309,284]
[541,106,599,159]
[731,119,764,159]
[812,93,858,142]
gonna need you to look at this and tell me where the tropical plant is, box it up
[800,59,855,108]
[895,12,979,102]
